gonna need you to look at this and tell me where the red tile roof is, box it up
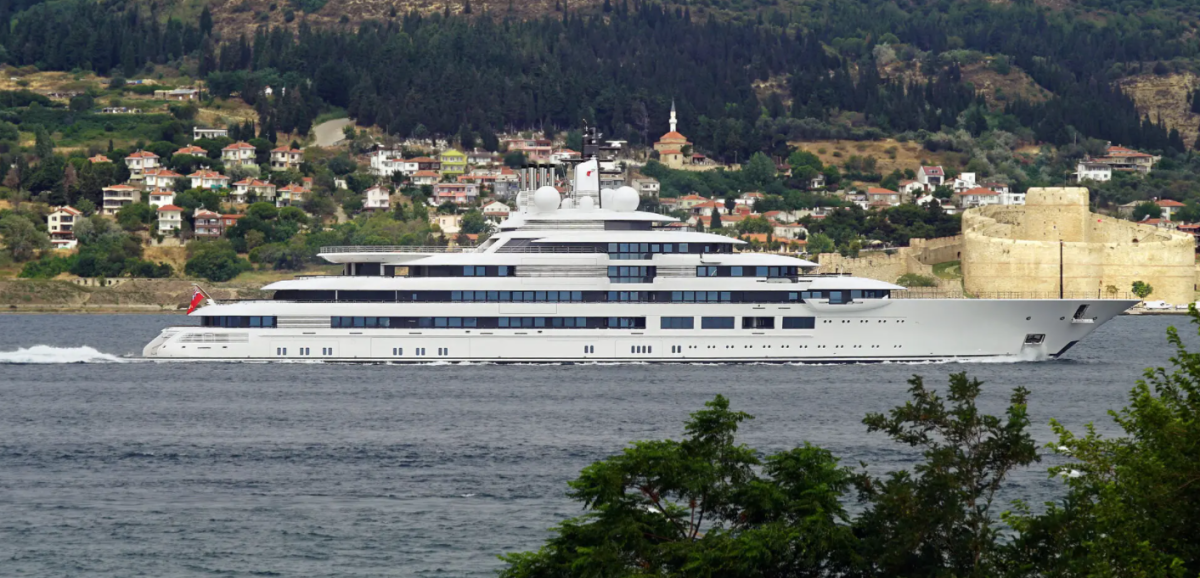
[961,187,999,196]
[157,204,183,212]
[126,150,159,159]
[222,141,255,151]
[175,145,207,156]
[1156,199,1185,207]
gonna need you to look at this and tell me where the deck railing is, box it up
[893,290,1139,300]
[319,245,476,254]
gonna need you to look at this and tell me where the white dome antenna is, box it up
[533,186,561,213]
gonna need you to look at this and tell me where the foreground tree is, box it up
[852,374,1038,577]
[1006,306,1200,578]
[499,395,857,577]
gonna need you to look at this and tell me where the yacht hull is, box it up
[141,298,1134,362]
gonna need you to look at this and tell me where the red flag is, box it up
[186,289,205,314]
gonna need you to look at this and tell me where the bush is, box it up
[897,273,938,287]
[185,240,251,282]
[19,253,76,278]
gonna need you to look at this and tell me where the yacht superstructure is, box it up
[142,132,1135,362]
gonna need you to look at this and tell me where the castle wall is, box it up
[962,187,1195,303]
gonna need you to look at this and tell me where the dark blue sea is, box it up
[0,313,1191,576]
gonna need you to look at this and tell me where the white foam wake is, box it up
[0,345,125,364]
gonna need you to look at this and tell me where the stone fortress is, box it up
[817,187,1197,304]
[962,187,1195,304]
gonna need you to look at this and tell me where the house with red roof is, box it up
[142,168,182,190]
[1156,198,1186,221]
[124,150,159,177]
[412,170,439,186]
[954,187,1002,209]
[232,179,276,203]
[156,205,183,233]
[88,154,112,164]
[146,189,176,209]
[866,187,902,207]
[221,141,257,167]
[188,169,230,190]
[433,182,479,204]
[270,146,303,171]
[917,165,945,188]
[275,183,307,207]
[47,206,82,249]
[174,144,207,157]
[1099,144,1157,174]
[101,184,140,215]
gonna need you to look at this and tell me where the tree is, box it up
[185,240,251,282]
[116,202,155,231]
[1175,201,1200,224]
[0,214,50,261]
[1132,201,1162,221]
[1007,307,1200,576]
[503,151,527,168]
[710,209,723,229]
[1132,280,1153,299]
[499,395,856,577]
[460,210,488,235]
[743,151,776,188]
[806,232,834,255]
[854,373,1038,577]
[34,125,55,159]
[69,94,95,112]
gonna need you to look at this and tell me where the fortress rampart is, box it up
[962,188,1195,304]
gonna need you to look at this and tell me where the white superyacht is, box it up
[142,139,1135,362]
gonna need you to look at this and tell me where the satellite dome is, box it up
[600,188,616,209]
[560,198,575,210]
[612,186,640,212]
[579,196,595,210]
[533,186,561,212]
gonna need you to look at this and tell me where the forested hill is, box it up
[1,0,1198,161]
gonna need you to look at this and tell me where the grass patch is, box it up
[932,260,962,279]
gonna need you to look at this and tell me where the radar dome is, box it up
[600,188,616,209]
[612,186,640,212]
[533,186,561,212]
[579,196,595,210]
[560,198,575,210]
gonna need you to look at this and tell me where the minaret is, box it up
[669,100,677,133]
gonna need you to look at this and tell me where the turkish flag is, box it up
[186,289,205,314]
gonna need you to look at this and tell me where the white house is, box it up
[917,165,945,188]
[102,185,140,215]
[482,200,511,222]
[222,141,257,167]
[232,179,276,203]
[156,205,183,233]
[142,168,182,190]
[951,172,977,194]
[364,185,390,210]
[550,149,580,164]
[193,127,228,140]
[275,183,306,208]
[866,187,902,207]
[899,179,925,196]
[124,150,159,177]
[369,150,421,177]
[432,213,462,235]
[270,146,302,171]
[188,169,230,190]
[999,190,1026,206]
[146,189,175,209]
[771,221,807,240]
[956,187,1002,209]
[412,170,439,186]
[47,206,81,250]
[632,177,660,198]
[1075,161,1112,183]
[1157,199,1186,221]
[916,195,957,215]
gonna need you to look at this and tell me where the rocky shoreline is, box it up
[0,278,269,313]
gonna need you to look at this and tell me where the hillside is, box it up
[1119,73,1200,148]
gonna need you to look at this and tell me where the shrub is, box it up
[185,240,251,282]
[897,273,937,287]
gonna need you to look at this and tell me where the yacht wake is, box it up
[0,345,125,364]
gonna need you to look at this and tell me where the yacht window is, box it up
[701,317,735,329]
[829,291,847,305]
[679,243,689,252]
[697,266,717,277]
[661,317,694,329]
[730,266,743,277]
[742,317,775,329]
[782,317,816,329]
